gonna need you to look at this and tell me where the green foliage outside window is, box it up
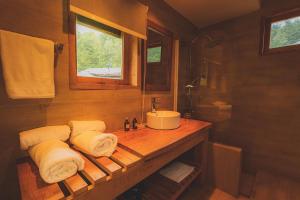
[147,46,162,63]
[270,16,300,48]
[76,22,122,72]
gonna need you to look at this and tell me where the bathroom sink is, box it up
[147,111,180,130]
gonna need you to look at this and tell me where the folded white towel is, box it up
[0,30,55,99]
[29,139,84,184]
[71,130,118,157]
[69,120,106,140]
[19,125,70,150]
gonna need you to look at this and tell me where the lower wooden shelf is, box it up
[141,164,201,200]
[142,168,201,200]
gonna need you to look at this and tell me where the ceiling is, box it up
[164,0,260,28]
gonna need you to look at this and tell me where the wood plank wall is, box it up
[0,0,197,198]
[189,0,300,180]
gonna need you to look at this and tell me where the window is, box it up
[76,17,123,79]
[147,46,162,63]
[260,8,300,55]
[270,16,300,49]
[69,14,131,89]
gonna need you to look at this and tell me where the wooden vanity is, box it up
[17,119,211,200]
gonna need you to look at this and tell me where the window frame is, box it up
[260,8,300,55]
[69,13,131,90]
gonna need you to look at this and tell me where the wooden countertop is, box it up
[17,119,211,200]
[114,119,211,159]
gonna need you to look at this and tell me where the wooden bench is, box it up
[17,119,211,200]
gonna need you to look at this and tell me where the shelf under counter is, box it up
[141,163,202,200]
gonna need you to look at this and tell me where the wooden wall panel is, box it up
[208,143,242,197]
[0,0,197,199]
[177,42,192,114]
[188,0,300,181]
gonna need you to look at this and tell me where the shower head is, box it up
[191,33,224,47]
[204,37,224,48]
[185,84,195,88]
[185,77,200,88]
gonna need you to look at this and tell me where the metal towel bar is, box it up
[54,43,64,54]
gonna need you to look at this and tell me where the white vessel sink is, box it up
[147,111,180,130]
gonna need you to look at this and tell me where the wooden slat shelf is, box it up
[17,145,142,200]
[17,158,66,200]
[77,152,107,187]
[110,146,142,171]
[63,173,88,197]
[86,155,122,180]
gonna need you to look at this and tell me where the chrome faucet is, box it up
[151,97,160,113]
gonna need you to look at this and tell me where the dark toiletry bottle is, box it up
[124,118,130,131]
[132,118,138,129]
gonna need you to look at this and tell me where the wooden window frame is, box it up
[260,8,300,55]
[143,20,173,91]
[69,13,131,90]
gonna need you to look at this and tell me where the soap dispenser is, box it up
[124,118,130,131]
[132,118,138,129]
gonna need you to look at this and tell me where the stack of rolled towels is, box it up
[19,120,118,184]
[19,125,84,184]
[69,120,118,157]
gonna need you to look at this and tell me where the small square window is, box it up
[147,46,162,63]
[260,8,300,55]
[270,16,300,49]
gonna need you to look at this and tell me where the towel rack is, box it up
[0,29,64,54]
[54,43,64,54]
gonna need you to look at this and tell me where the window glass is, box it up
[270,16,300,49]
[76,18,123,79]
[147,46,162,63]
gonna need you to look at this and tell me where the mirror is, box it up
[143,20,173,91]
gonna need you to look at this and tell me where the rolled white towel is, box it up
[71,130,118,157]
[69,120,106,140]
[19,125,70,150]
[29,139,84,184]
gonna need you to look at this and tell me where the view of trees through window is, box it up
[147,46,162,63]
[76,20,123,79]
[270,16,300,49]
